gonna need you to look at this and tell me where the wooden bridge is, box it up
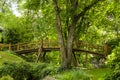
[0,39,110,62]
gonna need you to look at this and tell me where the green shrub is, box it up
[72,70,90,80]
[55,70,91,80]
[30,63,52,80]
[107,45,120,69]
[3,27,21,44]
[0,62,55,80]
[107,38,120,51]
[0,62,31,80]
[104,69,120,80]
[3,26,33,44]
[105,44,120,80]
[0,75,13,80]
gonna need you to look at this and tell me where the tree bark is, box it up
[53,0,68,69]
[53,0,78,69]
[53,0,102,70]
[66,17,78,68]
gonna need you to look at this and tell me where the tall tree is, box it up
[52,0,104,69]
[22,0,107,69]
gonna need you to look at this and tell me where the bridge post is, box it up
[17,43,20,51]
[72,51,78,67]
[104,43,110,57]
[85,52,88,68]
[24,44,27,50]
[9,43,11,50]
[42,51,46,62]
[45,38,49,47]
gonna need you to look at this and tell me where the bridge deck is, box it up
[14,47,104,57]
[0,39,110,57]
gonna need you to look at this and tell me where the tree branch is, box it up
[70,0,78,12]
[75,0,103,22]
[53,0,62,31]
[2,0,6,13]
[53,0,65,46]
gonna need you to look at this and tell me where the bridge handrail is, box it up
[0,39,108,56]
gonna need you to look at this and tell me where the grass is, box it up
[86,68,111,80]
[0,51,25,79]
[0,51,24,65]
[0,51,111,80]
[53,68,111,80]
[0,75,13,80]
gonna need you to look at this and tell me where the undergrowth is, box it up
[0,62,56,80]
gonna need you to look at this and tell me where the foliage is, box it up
[0,51,24,65]
[86,68,110,80]
[105,44,120,80]
[0,0,120,71]
[20,53,36,62]
[3,25,33,44]
[0,62,56,80]
[107,38,120,50]
[54,68,110,80]
[104,69,120,80]
[0,75,13,80]
[72,70,90,80]
[106,44,120,69]
[3,27,21,44]
[42,52,60,65]
[55,70,90,80]
[31,63,54,80]
[0,62,32,80]
[23,0,49,10]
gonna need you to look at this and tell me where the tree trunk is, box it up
[66,20,77,68]
[53,0,68,69]
[53,0,101,70]
[53,0,78,69]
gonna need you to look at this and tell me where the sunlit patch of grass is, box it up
[86,68,111,80]
[0,75,13,80]
[0,51,111,80]
[54,69,91,80]
[53,68,111,80]
[0,51,24,65]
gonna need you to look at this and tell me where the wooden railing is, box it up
[0,41,40,51]
[0,39,109,56]
[73,41,104,53]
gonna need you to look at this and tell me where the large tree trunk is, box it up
[66,19,77,68]
[53,0,68,69]
[53,0,76,69]
[53,0,102,70]
[53,0,79,69]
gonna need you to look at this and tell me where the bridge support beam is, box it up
[72,51,78,67]
[85,52,88,68]
[104,43,110,57]
[9,43,11,50]
[42,51,46,62]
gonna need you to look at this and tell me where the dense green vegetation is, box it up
[0,51,111,80]
[0,0,120,80]
[104,45,120,80]
[0,61,55,80]
[0,51,24,65]
[53,68,111,80]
